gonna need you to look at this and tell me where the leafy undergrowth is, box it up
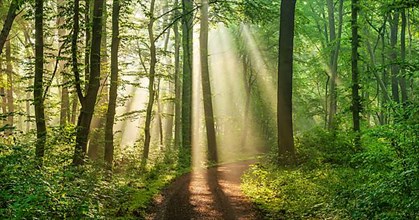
[242,108,418,219]
[0,126,189,219]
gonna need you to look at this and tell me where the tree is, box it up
[200,0,218,163]
[277,0,297,164]
[34,0,47,165]
[142,0,157,167]
[73,0,105,165]
[104,0,120,169]
[351,0,361,147]
[174,0,182,148]
[181,0,193,161]
[0,0,20,55]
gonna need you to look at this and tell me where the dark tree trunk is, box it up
[278,0,297,164]
[73,0,104,166]
[142,0,157,167]
[351,0,361,148]
[104,0,120,169]
[34,0,47,165]
[58,0,69,126]
[200,0,218,163]
[181,0,193,159]
[0,0,19,55]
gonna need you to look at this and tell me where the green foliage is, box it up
[242,107,419,220]
[0,126,187,219]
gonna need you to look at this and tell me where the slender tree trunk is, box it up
[326,0,343,130]
[34,0,47,165]
[104,0,120,169]
[6,40,13,134]
[58,0,69,126]
[380,19,388,125]
[351,0,361,148]
[181,0,193,158]
[399,9,408,104]
[277,0,296,164]
[0,61,6,127]
[71,92,78,124]
[200,0,218,163]
[174,0,182,148]
[156,79,164,146]
[26,91,31,132]
[85,0,91,85]
[390,11,399,103]
[73,0,104,166]
[142,0,157,167]
[0,0,19,55]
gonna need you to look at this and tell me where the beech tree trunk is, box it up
[277,0,296,164]
[34,0,47,164]
[142,0,157,167]
[73,0,104,165]
[351,0,361,148]
[104,0,120,168]
[182,0,193,157]
[200,0,218,163]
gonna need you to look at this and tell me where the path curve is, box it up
[147,160,263,220]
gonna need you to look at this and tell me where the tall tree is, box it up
[142,0,157,167]
[58,0,69,126]
[34,0,47,164]
[0,0,20,55]
[104,0,120,168]
[6,39,13,134]
[181,0,193,160]
[173,0,182,148]
[73,0,105,165]
[351,0,361,147]
[200,0,218,163]
[277,0,297,164]
[399,9,408,103]
[389,11,399,103]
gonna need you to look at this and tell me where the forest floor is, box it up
[146,160,264,220]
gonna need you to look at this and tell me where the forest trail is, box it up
[147,160,263,220]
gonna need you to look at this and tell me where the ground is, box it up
[147,160,263,220]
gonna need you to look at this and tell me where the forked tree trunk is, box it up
[142,0,157,167]
[73,0,104,166]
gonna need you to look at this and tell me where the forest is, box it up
[0,0,418,219]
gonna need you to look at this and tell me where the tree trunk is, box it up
[399,9,408,104]
[6,40,13,134]
[390,11,399,103]
[326,0,343,130]
[104,0,120,169]
[351,0,361,148]
[58,0,69,126]
[200,0,218,163]
[277,0,296,164]
[174,0,182,148]
[0,0,19,55]
[0,61,6,127]
[73,0,104,166]
[142,0,157,167]
[34,0,47,165]
[181,0,193,158]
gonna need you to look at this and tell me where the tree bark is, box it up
[0,0,19,55]
[351,0,361,148]
[200,0,218,163]
[174,0,182,148]
[58,0,69,126]
[181,0,193,159]
[6,40,13,134]
[73,0,104,165]
[277,0,296,164]
[390,11,399,103]
[34,0,47,165]
[399,9,408,104]
[104,0,120,168]
[142,0,157,167]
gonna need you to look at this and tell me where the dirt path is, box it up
[147,160,263,220]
